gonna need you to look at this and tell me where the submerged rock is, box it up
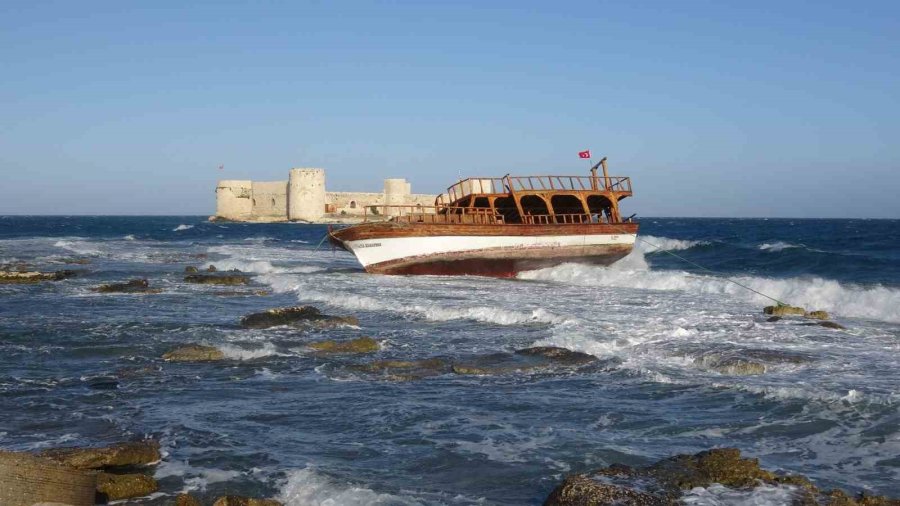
[515,346,598,366]
[96,472,158,501]
[818,321,847,330]
[38,441,161,470]
[0,270,78,284]
[184,273,250,285]
[213,290,271,297]
[699,355,766,375]
[60,257,92,265]
[184,266,199,273]
[766,316,782,322]
[763,305,806,317]
[162,344,225,362]
[350,357,452,381]
[93,278,160,294]
[309,336,379,354]
[240,306,358,329]
[805,310,830,320]
[175,494,202,506]
[544,448,900,506]
[212,496,282,506]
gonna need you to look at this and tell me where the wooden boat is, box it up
[328,157,638,277]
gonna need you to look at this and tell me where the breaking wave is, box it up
[758,241,802,252]
[53,239,102,256]
[637,235,708,253]
[173,224,194,231]
[682,483,800,505]
[520,248,900,323]
[218,343,285,360]
[278,468,421,506]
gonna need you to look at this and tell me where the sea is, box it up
[1,216,899,505]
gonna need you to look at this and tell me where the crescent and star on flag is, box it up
[579,150,591,159]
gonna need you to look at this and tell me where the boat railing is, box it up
[360,205,636,226]
[439,175,632,205]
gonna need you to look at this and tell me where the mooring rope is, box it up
[631,233,789,307]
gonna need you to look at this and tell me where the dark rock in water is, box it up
[350,357,452,381]
[60,257,92,265]
[515,346,598,366]
[805,310,830,320]
[452,352,550,376]
[544,448,900,506]
[207,264,218,272]
[96,472,158,501]
[544,473,671,505]
[85,375,119,390]
[213,290,271,297]
[309,336,379,354]
[212,496,283,506]
[0,270,78,284]
[240,306,358,329]
[818,321,847,330]
[184,266,199,273]
[176,494,202,506]
[38,441,161,470]
[184,274,250,285]
[763,305,806,317]
[162,344,225,362]
[766,316,782,322]
[93,278,160,294]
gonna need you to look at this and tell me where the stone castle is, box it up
[214,168,437,223]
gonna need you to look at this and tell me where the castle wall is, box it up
[215,180,253,221]
[288,168,326,222]
[250,181,288,219]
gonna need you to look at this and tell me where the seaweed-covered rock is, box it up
[175,494,202,506]
[162,344,225,362]
[0,270,78,284]
[184,274,250,285]
[38,441,161,470]
[96,472,158,501]
[350,358,452,381]
[212,496,282,506]
[309,336,379,354]
[763,305,806,317]
[184,266,199,273]
[93,279,160,294]
[805,310,830,320]
[698,355,766,375]
[240,306,358,329]
[515,346,598,367]
[544,448,900,506]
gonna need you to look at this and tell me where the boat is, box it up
[328,157,638,277]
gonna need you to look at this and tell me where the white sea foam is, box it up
[520,250,900,323]
[278,468,421,506]
[638,235,708,252]
[210,258,325,275]
[173,224,194,231]
[53,239,102,256]
[219,342,285,360]
[682,483,799,505]
[758,241,801,252]
[123,234,136,241]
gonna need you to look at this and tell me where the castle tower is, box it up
[288,168,326,221]
[383,178,411,216]
[215,180,253,220]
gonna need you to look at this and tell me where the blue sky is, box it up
[1,1,898,217]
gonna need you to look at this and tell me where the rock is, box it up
[184,274,250,285]
[698,355,766,375]
[38,441,161,470]
[515,346,598,366]
[61,258,92,265]
[93,279,160,294]
[451,352,551,376]
[213,290,270,297]
[766,316,782,322]
[162,344,225,362]
[95,472,158,501]
[544,474,670,505]
[818,321,847,330]
[175,494,202,506]
[805,310,830,320]
[185,266,199,273]
[0,450,98,506]
[309,336,379,354]
[0,270,77,284]
[240,306,358,329]
[763,305,806,317]
[212,496,282,506]
[207,264,218,272]
[349,358,451,381]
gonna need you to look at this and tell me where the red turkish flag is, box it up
[578,150,591,159]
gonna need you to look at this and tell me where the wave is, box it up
[209,258,325,275]
[637,235,709,253]
[519,249,900,323]
[758,241,802,252]
[173,224,194,232]
[218,343,285,360]
[278,468,421,506]
[53,239,102,256]
[259,275,568,326]
[123,234,136,241]
[682,483,799,505]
